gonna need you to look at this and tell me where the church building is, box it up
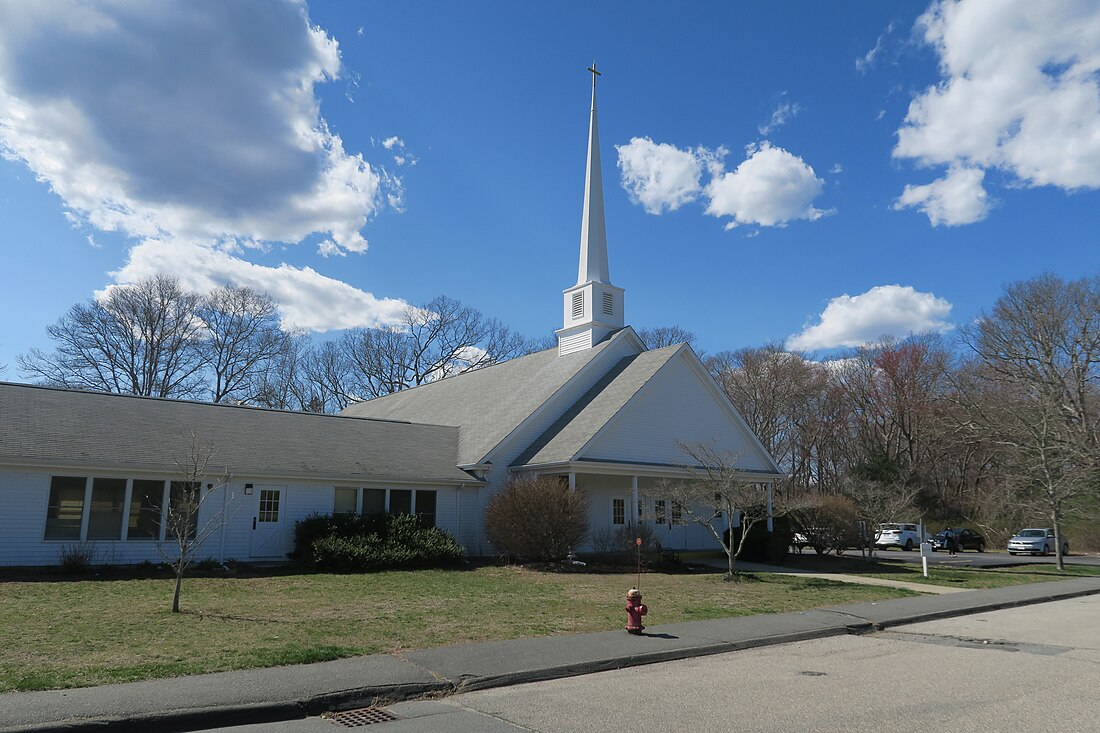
[0,70,780,566]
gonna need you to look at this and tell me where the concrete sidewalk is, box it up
[4,577,1100,733]
[731,561,970,594]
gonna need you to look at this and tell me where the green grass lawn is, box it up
[0,565,915,693]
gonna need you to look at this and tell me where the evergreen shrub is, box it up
[294,512,465,571]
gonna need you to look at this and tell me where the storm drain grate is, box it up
[326,707,402,727]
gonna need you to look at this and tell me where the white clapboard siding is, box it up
[581,354,773,471]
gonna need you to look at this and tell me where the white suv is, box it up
[874,523,921,551]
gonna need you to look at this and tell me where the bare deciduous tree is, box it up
[342,295,532,399]
[19,275,206,397]
[198,286,290,403]
[158,432,236,613]
[636,325,698,351]
[658,442,792,579]
[954,276,1100,568]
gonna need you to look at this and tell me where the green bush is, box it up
[296,512,465,571]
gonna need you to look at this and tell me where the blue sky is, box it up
[1,0,1098,373]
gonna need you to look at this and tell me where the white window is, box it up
[571,291,584,319]
[602,291,614,316]
[612,498,625,525]
[44,476,86,540]
[654,499,666,525]
[351,487,437,527]
[334,487,358,513]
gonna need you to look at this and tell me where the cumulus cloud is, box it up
[114,239,406,333]
[615,136,703,214]
[894,165,991,226]
[758,100,802,135]
[615,137,830,230]
[786,285,954,351]
[894,0,1100,224]
[705,142,828,228]
[0,0,407,330]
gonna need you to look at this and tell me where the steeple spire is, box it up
[556,63,625,357]
[577,62,610,285]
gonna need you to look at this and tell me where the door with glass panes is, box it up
[249,485,286,558]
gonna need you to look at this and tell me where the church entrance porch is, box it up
[522,469,754,554]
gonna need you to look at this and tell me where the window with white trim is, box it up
[352,487,438,527]
[654,499,667,526]
[602,291,614,316]
[571,291,584,319]
[45,476,86,540]
[611,498,625,525]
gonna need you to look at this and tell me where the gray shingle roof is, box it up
[0,383,473,484]
[339,332,627,466]
[512,345,683,467]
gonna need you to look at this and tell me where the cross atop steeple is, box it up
[556,63,624,356]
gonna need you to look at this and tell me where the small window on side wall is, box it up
[128,480,164,540]
[390,489,412,516]
[362,488,386,517]
[45,476,86,540]
[415,490,437,527]
[88,477,127,540]
[612,498,625,525]
[334,487,358,514]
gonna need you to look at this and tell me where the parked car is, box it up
[1007,528,1069,556]
[930,528,986,552]
[874,523,921,551]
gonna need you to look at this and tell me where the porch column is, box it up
[630,475,639,524]
[568,472,576,492]
[766,482,774,532]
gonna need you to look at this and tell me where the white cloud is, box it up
[0,0,410,332]
[856,22,895,73]
[0,0,398,257]
[615,137,703,214]
[786,285,954,351]
[758,100,801,135]
[894,165,991,226]
[114,239,406,332]
[831,163,844,174]
[705,142,828,228]
[894,0,1100,225]
[382,136,404,150]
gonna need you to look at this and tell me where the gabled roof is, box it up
[340,331,631,467]
[512,344,683,467]
[0,383,473,484]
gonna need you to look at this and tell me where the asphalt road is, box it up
[842,547,1100,568]
[208,593,1100,733]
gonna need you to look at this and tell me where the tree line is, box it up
[17,275,539,412]
[704,273,1100,567]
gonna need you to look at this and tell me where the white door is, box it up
[249,485,286,558]
[650,498,689,550]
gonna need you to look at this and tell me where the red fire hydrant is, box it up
[625,588,647,634]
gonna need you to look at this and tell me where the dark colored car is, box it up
[930,528,986,552]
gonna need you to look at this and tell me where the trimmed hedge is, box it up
[293,512,465,571]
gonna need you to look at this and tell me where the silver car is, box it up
[1007,528,1069,556]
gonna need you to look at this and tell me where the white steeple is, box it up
[557,63,625,357]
